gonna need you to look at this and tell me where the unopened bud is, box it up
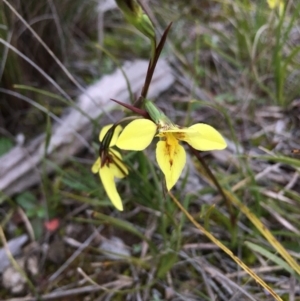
[115,0,155,41]
[144,99,172,127]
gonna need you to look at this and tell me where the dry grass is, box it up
[1,0,300,300]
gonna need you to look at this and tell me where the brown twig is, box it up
[188,145,236,226]
[135,22,173,107]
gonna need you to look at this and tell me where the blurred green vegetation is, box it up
[1,0,300,300]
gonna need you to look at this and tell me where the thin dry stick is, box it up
[16,207,35,242]
[195,150,300,277]
[0,30,12,81]
[47,0,67,62]
[0,88,91,149]
[0,226,36,293]
[48,226,103,282]
[5,279,133,301]
[168,191,283,301]
[189,146,235,222]
[1,0,83,96]
[224,190,300,276]
[77,267,108,290]
[2,0,114,120]
[0,38,70,101]
[204,266,257,301]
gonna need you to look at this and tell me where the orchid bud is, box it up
[144,99,173,128]
[115,0,155,41]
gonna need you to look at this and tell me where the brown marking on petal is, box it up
[100,151,114,168]
[167,143,173,168]
[165,141,171,156]
[176,132,186,140]
[163,133,179,170]
[102,150,128,177]
[163,137,172,169]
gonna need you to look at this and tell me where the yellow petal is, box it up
[181,123,227,151]
[99,124,122,146]
[100,165,123,211]
[267,0,284,9]
[267,0,276,8]
[116,119,157,150]
[91,157,101,173]
[267,0,284,11]
[279,2,284,15]
[110,149,129,178]
[156,134,186,191]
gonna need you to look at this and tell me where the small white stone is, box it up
[2,258,26,294]
[100,237,130,260]
[0,234,28,273]
[27,256,39,276]
[15,133,25,146]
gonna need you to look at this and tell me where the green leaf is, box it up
[245,241,297,276]
[0,137,13,157]
[16,192,37,211]
[156,252,177,279]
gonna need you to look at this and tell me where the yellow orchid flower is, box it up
[92,125,128,211]
[116,119,227,191]
[267,0,284,15]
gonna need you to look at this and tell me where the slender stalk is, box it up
[168,191,283,301]
[188,145,235,225]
